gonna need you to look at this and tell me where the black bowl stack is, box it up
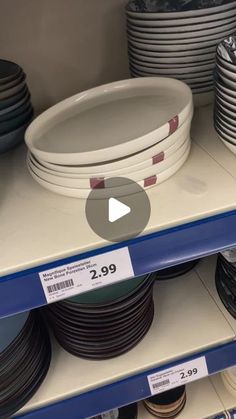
[46,273,155,360]
[0,59,33,153]
[215,252,236,318]
[214,35,236,155]
[143,386,186,418]
[0,311,51,418]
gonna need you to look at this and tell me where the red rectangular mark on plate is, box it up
[152,151,164,165]
[90,178,105,189]
[144,175,157,187]
[168,115,179,135]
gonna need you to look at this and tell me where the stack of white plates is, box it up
[221,367,236,397]
[126,0,236,106]
[214,35,236,155]
[25,77,193,199]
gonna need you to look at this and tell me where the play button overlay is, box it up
[85,177,151,243]
[109,198,131,223]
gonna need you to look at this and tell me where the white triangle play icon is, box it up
[108,198,131,223]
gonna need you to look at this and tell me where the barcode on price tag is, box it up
[147,357,208,395]
[39,247,134,303]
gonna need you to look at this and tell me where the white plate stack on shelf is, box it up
[25,77,193,199]
[214,35,236,155]
[126,0,236,107]
[221,367,236,397]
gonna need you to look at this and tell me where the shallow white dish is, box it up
[126,2,236,19]
[127,8,236,26]
[127,23,236,41]
[32,115,192,175]
[28,139,190,189]
[127,18,236,36]
[28,143,191,199]
[25,77,192,165]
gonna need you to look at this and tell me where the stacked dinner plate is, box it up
[25,77,193,199]
[126,0,236,106]
[0,59,33,153]
[143,386,186,418]
[215,252,236,319]
[214,35,236,155]
[0,311,51,418]
[46,273,155,360]
[221,367,236,397]
[91,404,138,419]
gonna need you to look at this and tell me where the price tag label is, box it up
[147,357,208,395]
[39,247,134,303]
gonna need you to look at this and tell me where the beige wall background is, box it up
[0,0,130,112]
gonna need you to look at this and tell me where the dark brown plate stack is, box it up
[143,386,186,418]
[46,273,155,359]
[0,311,51,419]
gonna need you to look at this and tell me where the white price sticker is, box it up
[39,247,134,303]
[147,357,208,395]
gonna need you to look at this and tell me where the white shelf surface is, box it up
[192,106,236,180]
[18,269,235,415]
[211,373,236,414]
[138,378,226,419]
[1,107,236,276]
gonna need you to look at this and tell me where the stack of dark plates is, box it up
[0,59,33,153]
[126,0,236,106]
[91,403,138,419]
[46,273,155,360]
[215,252,236,318]
[156,259,200,280]
[0,311,51,418]
[214,35,236,155]
[143,386,186,418]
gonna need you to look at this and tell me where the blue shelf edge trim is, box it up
[1,209,236,318]
[15,339,236,419]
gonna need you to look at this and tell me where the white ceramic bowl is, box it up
[27,139,190,189]
[25,77,192,165]
[28,143,191,199]
[32,114,192,175]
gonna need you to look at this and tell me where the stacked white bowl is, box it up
[126,0,236,107]
[25,77,193,199]
[214,35,236,155]
[221,367,236,397]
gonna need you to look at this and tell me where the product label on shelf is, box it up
[147,356,208,395]
[39,247,134,303]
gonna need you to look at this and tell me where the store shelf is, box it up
[1,107,236,318]
[211,374,236,419]
[15,268,236,418]
[138,378,227,419]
